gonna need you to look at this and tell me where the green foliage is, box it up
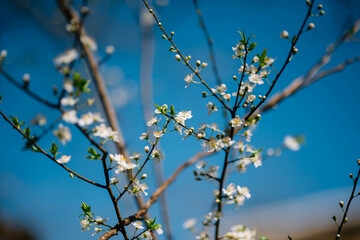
[86,147,101,160]
[48,142,59,158]
[80,201,92,217]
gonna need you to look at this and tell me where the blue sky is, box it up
[1,0,360,239]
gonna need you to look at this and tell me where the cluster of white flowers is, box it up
[129,180,149,196]
[223,224,257,240]
[203,211,223,226]
[232,42,246,59]
[93,123,120,142]
[222,183,251,208]
[109,154,137,174]
[201,136,235,152]
[235,144,262,173]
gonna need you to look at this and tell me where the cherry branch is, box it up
[0,110,106,189]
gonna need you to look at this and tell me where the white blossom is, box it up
[62,110,78,124]
[80,216,90,232]
[54,49,79,65]
[53,123,72,145]
[175,111,192,125]
[132,221,145,229]
[30,113,47,126]
[80,35,97,51]
[206,102,218,115]
[146,116,160,127]
[183,218,197,229]
[184,73,194,88]
[248,73,264,85]
[110,154,137,173]
[60,96,78,106]
[230,116,244,128]
[284,135,300,151]
[56,155,71,164]
[78,112,104,127]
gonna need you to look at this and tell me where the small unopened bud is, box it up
[70,173,74,178]
[339,201,344,208]
[81,6,90,14]
[263,96,266,100]
[196,60,201,66]
[319,10,325,15]
[357,159,360,166]
[215,199,221,203]
[332,215,337,221]
[149,9,153,13]
[293,47,298,54]
[175,54,181,61]
[307,23,315,30]
[0,50,7,58]
[140,173,147,180]
[306,0,310,5]
[259,95,262,99]
[162,34,167,40]
[144,146,150,153]
[158,22,162,26]
[105,45,115,55]
[52,85,58,96]
[201,62,208,68]
[317,4,323,9]
[243,104,247,108]
[336,234,340,240]
[23,73,30,88]
[280,30,289,39]
[344,217,348,223]
[171,31,174,36]
[233,75,237,80]
[202,91,207,98]
[349,173,353,179]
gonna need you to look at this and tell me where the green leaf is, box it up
[29,145,40,152]
[87,147,101,160]
[24,127,31,139]
[248,42,257,51]
[48,142,59,157]
[288,236,293,240]
[170,105,175,116]
[10,116,20,127]
[81,202,91,216]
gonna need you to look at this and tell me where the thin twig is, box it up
[334,160,360,240]
[0,110,106,189]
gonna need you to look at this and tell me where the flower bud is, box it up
[317,4,323,9]
[339,201,344,208]
[319,10,325,15]
[307,23,315,30]
[0,50,7,58]
[175,54,181,61]
[23,73,30,88]
[280,30,289,39]
[196,60,201,66]
[201,62,208,68]
[105,45,115,55]
[140,173,147,180]
[144,146,150,153]
[293,47,299,54]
